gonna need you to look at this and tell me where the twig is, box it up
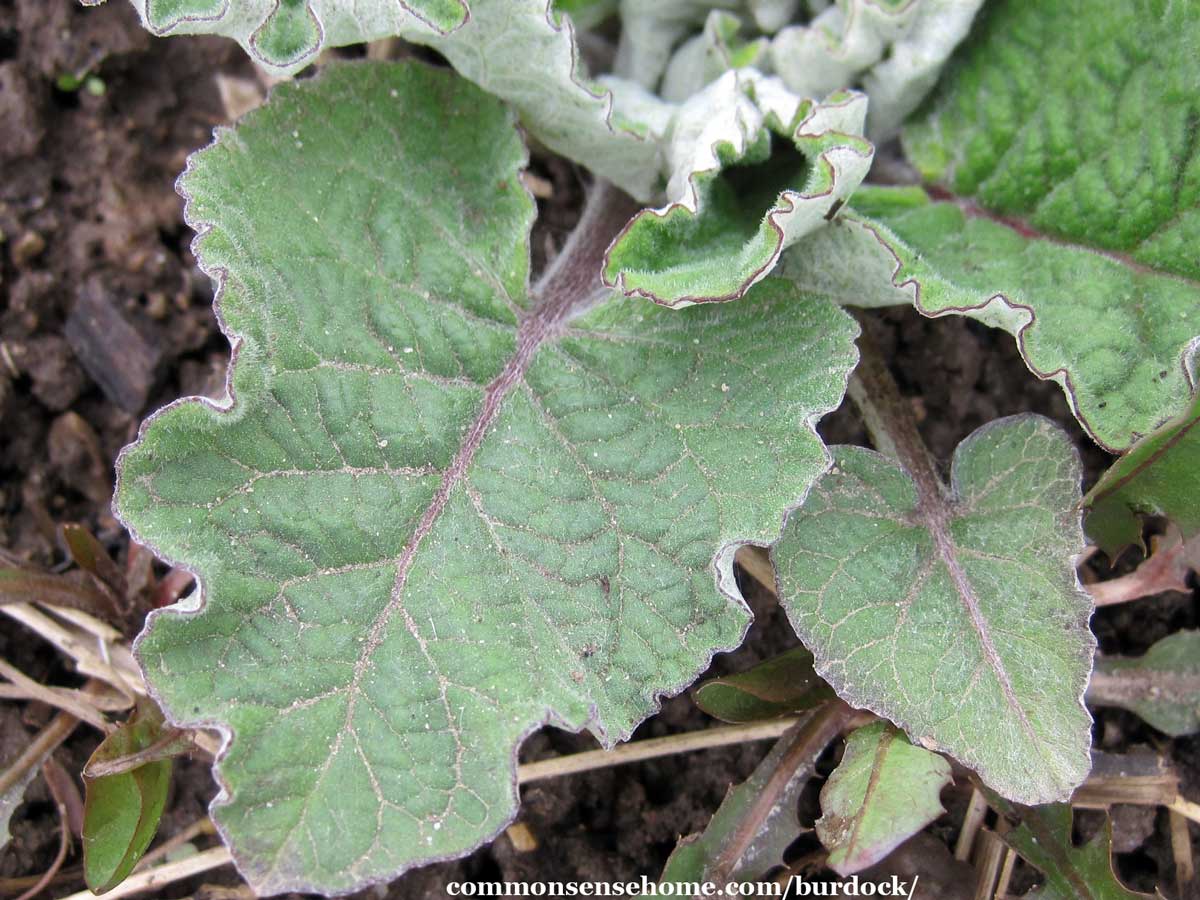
[956,788,989,861]
[707,700,853,887]
[14,759,72,900]
[1169,796,1200,826]
[0,706,81,798]
[517,717,800,784]
[133,816,218,872]
[56,846,234,900]
[1087,533,1197,606]
[0,657,115,731]
[1169,807,1194,889]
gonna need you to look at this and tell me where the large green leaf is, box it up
[817,721,951,875]
[1084,394,1200,555]
[773,415,1095,804]
[116,61,859,895]
[783,0,1200,452]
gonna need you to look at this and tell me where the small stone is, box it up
[11,231,46,268]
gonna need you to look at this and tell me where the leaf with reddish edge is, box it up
[781,0,1200,453]
[773,414,1095,805]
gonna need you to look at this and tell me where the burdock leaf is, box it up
[1084,394,1200,556]
[1090,632,1200,737]
[783,0,1200,453]
[603,75,874,308]
[115,61,859,895]
[773,415,1095,804]
[816,721,951,875]
[997,803,1152,900]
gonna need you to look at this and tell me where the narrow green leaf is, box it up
[116,61,859,895]
[1084,394,1200,556]
[83,701,173,893]
[1090,632,1200,737]
[693,647,834,723]
[773,415,1095,804]
[816,722,951,875]
[997,803,1152,900]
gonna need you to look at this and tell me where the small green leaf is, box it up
[603,79,873,307]
[1084,394,1200,556]
[116,61,860,895]
[773,415,1095,804]
[693,647,834,723]
[83,701,173,893]
[817,722,951,875]
[997,803,1152,900]
[1090,632,1200,737]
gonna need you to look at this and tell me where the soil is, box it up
[0,3,1197,899]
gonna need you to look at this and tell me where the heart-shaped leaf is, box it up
[773,415,1095,804]
[115,60,859,895]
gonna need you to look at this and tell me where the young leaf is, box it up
[773,415,1095,805]
[996,803,1153,900]
[1089,631,1200,737]
[115,61,860,895]
[1084,394,1200,556]
[661,702,852,887]
[83,701,174,893]
[816,721,951,875]
[767,0,984,140]
[603,76,874,307]
[693,647,834,723]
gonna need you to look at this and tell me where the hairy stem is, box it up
[707,700,855,888]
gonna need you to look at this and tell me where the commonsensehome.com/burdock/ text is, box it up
[444,876,921,898]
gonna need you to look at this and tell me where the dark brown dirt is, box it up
[0,3,1196,899]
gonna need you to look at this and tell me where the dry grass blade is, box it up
[56,846,234,900]
[0,658,117,731]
